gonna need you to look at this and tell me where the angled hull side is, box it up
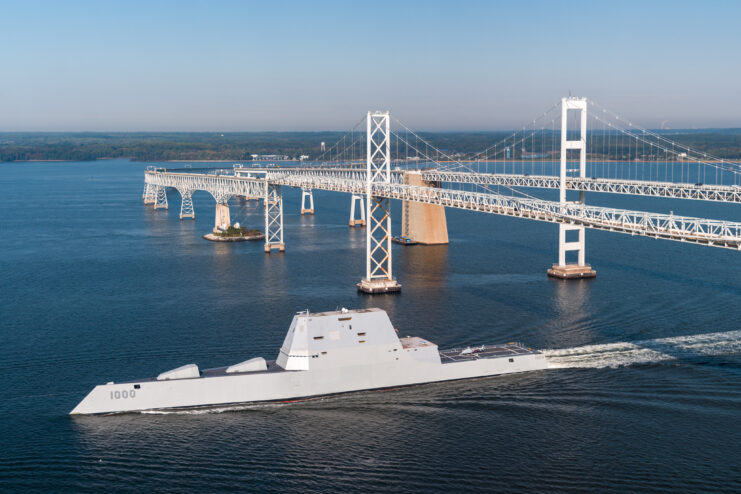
[71,353,546,415]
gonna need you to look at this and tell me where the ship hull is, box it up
[71,351,546,415]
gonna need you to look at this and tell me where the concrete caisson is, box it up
[401,171,449,245]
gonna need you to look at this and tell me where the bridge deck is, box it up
[237,167,741,203]
[144,169,741,250]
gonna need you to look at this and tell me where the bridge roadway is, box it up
[145,169,741,250]
[235,167,741,203]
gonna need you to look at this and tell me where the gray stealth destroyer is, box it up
[71,308,547,415]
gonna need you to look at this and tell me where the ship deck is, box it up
[128,345,540,383]
[200,360,285,378]
[439,343,538,363]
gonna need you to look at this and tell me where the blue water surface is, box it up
[0,160,739,493]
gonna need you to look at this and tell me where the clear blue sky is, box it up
[1,0,740,131]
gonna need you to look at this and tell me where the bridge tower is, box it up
[548,97,597,279]
[143,183,156,205]
[349,194,366,227]
[264,183,285,253]
[358,111,401,293]
[300,188,314,215]
[153,186,168,210]
[179,189,195,220]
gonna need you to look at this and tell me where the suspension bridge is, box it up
[142,97,741,293]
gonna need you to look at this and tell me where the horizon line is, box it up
[2,127,741,134]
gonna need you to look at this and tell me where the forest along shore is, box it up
[2,130,741,163]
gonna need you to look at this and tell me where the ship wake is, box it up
[545,330,741,369]
[139,402,294,415]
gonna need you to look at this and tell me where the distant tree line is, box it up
[1,130,740,163]
[0,132,341,162]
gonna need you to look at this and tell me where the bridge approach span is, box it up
[146,170,741,251]
[239,167,741,203]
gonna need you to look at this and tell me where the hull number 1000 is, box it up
[110,390,136,400]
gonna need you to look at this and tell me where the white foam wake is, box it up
[139,402,289,415]
[545,330,741,369]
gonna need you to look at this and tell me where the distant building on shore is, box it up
[253,154,290,161]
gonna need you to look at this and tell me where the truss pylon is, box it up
[153,186,168,210]
[143,182,156,204]
[300,188,314,215]
[264,183,285,253]
[349,194,366,227]
[358,111,401,293]
[548,97,596,279]
[179,189,194,220]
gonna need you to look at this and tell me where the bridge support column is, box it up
[300,188,314,215]
[549,97,596,279]
[264,183,285,253]
[214,202,231,232]
[179,189,195,220]
[143,183,156,205]
[349,194,366,226]
[358,111,401,294]
[153,186,168,210]
[401,171,448,244]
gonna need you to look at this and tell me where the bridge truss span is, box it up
[375,182,741,250]
[419,170,741,203]
[146,169,741,251]
[245,167,741,203]
[145,171,265,201]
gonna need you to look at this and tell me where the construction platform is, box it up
[547,263,597,279]
[357,278,402,294]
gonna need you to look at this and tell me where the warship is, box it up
[71,308,547,415]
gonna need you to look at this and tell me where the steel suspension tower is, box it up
[357,111,401,293]
[548,96,597,279]
[264,182,285,253]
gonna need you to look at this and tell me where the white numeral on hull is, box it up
[110,390,136,400]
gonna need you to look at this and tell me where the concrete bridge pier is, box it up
[213,202,231,232]
[401,171,448,244]
[300,188,314,215]
[349,194,366,226]
[264,242,285,253]
[548,224,596,279]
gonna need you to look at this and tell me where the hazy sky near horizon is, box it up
[1,0,740,131]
